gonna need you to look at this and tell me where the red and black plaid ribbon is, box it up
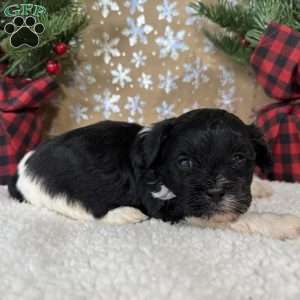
[0,65,57,184]
[251,22,300,101]
[256,101,300,182]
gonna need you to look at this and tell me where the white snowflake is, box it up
[70,104,89,124]
[203,37,216,54]
[83,65,97,85]
[216,66,236,111]
[131,51,147,68]
[185,5,203,27]
[124,0,147,15]
[93,32,120,64]
[156,0,179,23]
[218,66,235,87]
[111,64,132,88]
[138,73,153,90]
[217,86,236,112]
[183,58,209,89]
[92,0,119,18]
[158,70,178,94]
[124,95,145,116]
[93,89,120,119]
[122,15,153,46]
[156,26,188,60]
[156,101,175,120]
[70,64,96,91]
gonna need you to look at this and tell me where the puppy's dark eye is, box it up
[177,157,193,169]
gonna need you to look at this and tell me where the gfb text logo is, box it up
[3,4,47,48]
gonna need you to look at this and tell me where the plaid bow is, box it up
[256,101,300,182]
[0,65,57,184]
[251,22,300,101]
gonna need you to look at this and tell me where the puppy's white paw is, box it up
[266,214,300,240]
[99,207,148,225]
[230,213,300,240]
[251,176,273,199]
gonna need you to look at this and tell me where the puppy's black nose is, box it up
[206,188,225,203]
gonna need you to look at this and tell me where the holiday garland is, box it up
[191,0,300,64]
[0,0,88,78]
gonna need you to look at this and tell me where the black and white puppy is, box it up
[9,108,274,226]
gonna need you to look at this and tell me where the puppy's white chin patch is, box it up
[151,185,176,201]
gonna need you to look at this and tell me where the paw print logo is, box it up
[4,16,44,48]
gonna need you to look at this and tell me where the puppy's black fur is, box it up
[9,109,273,222]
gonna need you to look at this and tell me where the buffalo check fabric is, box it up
[0,65,57,184]
[256,102,300,182]
[251,22,300,101]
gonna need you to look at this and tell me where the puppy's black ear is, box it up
[247,124,273,174]
[133,118,175,169]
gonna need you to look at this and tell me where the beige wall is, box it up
[49,0,272,135]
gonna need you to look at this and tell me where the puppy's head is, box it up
[134,109,272,222]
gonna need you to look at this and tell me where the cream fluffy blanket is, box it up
[0,181,300,300]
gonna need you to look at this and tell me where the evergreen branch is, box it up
[190,1,251,35]
[248,0,291,31]
[293,0,300,23]
[0,0,88,78]
[245,28,263,47]
[204,29,252,65]
[191,0,300,65]
[5,57,25,76]
[39,0,74,13]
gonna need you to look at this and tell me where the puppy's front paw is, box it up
[268,214,300,240]
[251,176,273,199]
[231,213,300,240]
[100,207,148,225]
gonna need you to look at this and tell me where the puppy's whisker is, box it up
[222,202,249,214]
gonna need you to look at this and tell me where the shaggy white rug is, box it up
[0,181,300,300]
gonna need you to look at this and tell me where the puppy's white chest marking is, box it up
[151,184,176,200]
[138,126,152,136]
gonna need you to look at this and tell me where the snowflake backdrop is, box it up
[51,0,271,134]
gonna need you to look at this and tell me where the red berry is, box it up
[53,42,68,55]
[46,60,61,75]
